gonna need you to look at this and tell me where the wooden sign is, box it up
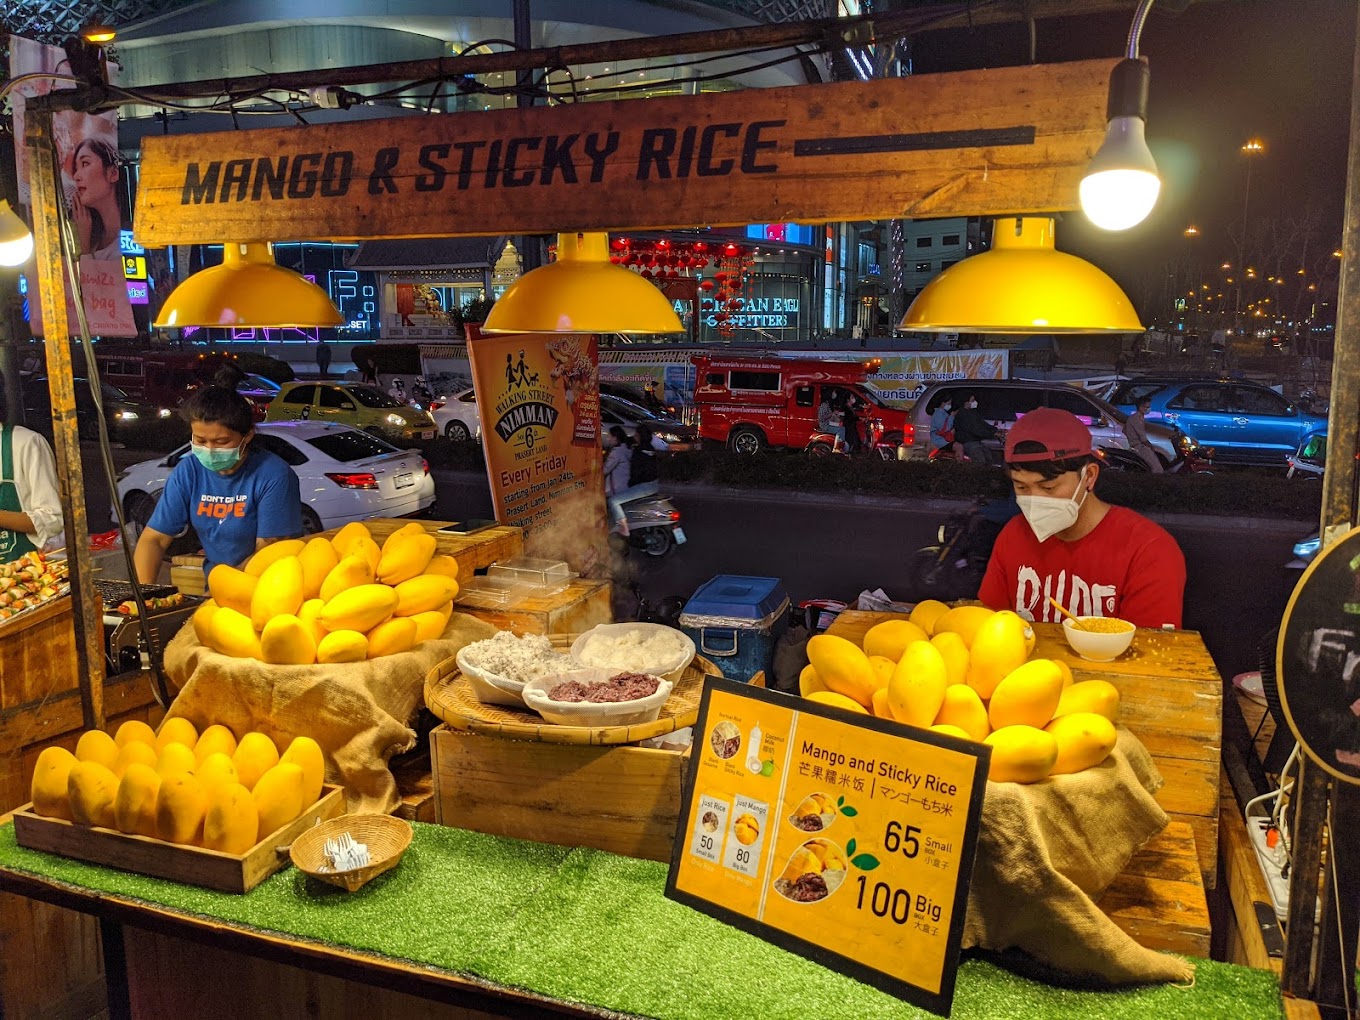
[667,679,988,1016]
[133,60,1114,245]
[1279,528,1360,785]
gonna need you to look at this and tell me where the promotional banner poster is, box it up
[466,333,609,576]
[9,35,137,336]
[668,680,989,1017]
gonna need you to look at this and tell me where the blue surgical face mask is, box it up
[192,440,244,472]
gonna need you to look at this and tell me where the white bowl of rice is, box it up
[570,623,696,683]
[456,631,579,706]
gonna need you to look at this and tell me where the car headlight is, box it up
[1174,431,1195,453]
[158,408,173,418]
[656,431,681,443]
[1294,536,1322,559]
[115,410,139,421]
[385,414,404,426]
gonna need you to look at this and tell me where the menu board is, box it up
[667,679,989,1016]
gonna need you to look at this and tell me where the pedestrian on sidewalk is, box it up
[315,340,332,379]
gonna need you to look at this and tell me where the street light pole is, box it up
[1236,139,1265,340]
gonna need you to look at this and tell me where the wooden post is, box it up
[1283,7,1360,1009]
[23,104,106,731]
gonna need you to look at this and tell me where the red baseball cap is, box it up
[1004,407,1094,463]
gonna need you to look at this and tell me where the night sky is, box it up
[911,0,1356,304]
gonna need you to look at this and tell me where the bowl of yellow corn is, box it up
[1061,615,1135,662]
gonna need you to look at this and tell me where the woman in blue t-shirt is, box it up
[134,387,302,583]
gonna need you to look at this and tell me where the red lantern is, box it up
[695,258,709,269]
[657,238,670,249]
[611,237,627,251]
[693,242,708,252]
[700,280,714,291]
[714,272,728,282]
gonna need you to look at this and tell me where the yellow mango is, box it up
[318,553,375,603]
[805,634,878,707]
[280,737,326,807]
[1054,659,1075,689]
[934,684,990,742]
[988,659,1065,731]
[260,614,317,666]
[330,521,373,559]
[75,729,120,770]
[210,607,263,660]
[1045,712,1118,775]
[114,719,158,750]
[316,630,369,663]
[424,554,460,579]
[253,762,306,836]
[233,732,280,791]
[298,537,340,601]
[930,631,970,687]
[798,663,827,698]
[195,752,240,794]
[250,556,305,631]
[377,532,437,585]
[67,761,120,828]
[244,538,306,577]
[113,740,159,778]
[298,598,328,644]
[156,772,208,845]
[932,605,995,648]
[30,746,77,820]
[392,574,459,616]
[321,584,399,633]
[867,655,896,690]
[155,717,199,753]
[887,641,948,728]
[871,687,892,719]
[394,521,427,538]
[156,742,198,777]
[350,535,382,573]
[207,564,258,616]
[909,598,951,636]
[862,619,929,662]
[367,617,417,658]
[1053,679,1121,722]
[192,600,220,647]
[984,725,1059,784]
[805,690,869,714]
[411,609,450,643]
[202,782,261,855]
[113,763,162,837]
[931,724,972,741]
[966,611,1032,700]
[194,724,239,765]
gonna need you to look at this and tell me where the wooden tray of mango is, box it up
[423,635,742,745]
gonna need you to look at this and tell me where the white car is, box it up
[117,421,436,537]
[432,387,482,442]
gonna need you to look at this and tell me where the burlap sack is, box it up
[162,612,495,814]
[962,727,1196,985]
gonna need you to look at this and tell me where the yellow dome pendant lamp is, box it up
[900,217,1143,334]
[482,231,684,334]
[154,242,344,328]
[0,201,35,268]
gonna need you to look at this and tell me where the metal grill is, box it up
[93,578,177,611]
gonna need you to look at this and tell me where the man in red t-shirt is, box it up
[978,407,1185,629]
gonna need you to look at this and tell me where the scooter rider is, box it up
[607,426,660,538]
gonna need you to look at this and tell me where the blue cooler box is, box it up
[680,575,790,683]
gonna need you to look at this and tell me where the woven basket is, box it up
[289,814,413,893]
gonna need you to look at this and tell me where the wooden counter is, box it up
[826,612,1223,888]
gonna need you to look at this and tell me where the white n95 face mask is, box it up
[1017,467,1090,542]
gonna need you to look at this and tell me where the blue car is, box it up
[1110,379,1326,467]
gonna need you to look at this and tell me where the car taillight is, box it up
[669,510,681,522]
[902,423,915,442]
[325,472,379,490]
[430,400,445,411]
[422,458,430,475]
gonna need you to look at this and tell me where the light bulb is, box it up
[1080,115,1161,231]
[0,201,34,268]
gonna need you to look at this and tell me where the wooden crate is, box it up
[456,578,612,636]
[11,787,345,894]
[1096,820,1210,957]
[431,727,685,862]
[826,612,1223,888]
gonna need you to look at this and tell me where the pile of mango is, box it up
[196,522,460,665]
[29,719,325,854]
[800,601,1120,785]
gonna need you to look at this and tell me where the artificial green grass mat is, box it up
[0,821,1283,1020]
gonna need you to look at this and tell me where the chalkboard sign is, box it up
[1279,528,1360,785]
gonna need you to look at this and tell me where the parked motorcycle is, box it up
[615,491,687,557]
[908,496,1020,600]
